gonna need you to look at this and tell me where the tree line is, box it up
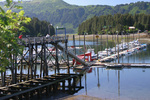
[22,17,55,37]
[78,13,150,35]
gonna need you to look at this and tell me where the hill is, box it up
[0,0,150,33]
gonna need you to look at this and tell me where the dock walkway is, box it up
[0,73,83,100]
[99,44,146,62]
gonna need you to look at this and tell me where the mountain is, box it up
[1,0,150,33]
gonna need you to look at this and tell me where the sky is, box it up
[63,0,150,6]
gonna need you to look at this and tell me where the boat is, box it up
[106,64,123,69]
[86,49,97,60]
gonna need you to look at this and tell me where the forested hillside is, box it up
[78,13,150,35]
[22,17,55,37]
[1,0,150,33]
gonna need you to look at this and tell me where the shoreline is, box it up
[67,33,149,42]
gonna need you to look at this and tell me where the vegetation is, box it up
[78,13,150,35]
[22,17,55,37]
[0,0,150,33]
[0,0,31,72]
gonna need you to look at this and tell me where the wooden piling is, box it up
[79,34,81,54]
[73,35,76,55]
[84,33,85,62]
[55,43,60,74]
[117,33,120,63]
[20,59,23,82]
[96,35,99,59]
[34,42,37,79]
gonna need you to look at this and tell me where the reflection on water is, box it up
[75,67,150,100]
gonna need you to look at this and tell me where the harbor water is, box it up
[74,67,150,100]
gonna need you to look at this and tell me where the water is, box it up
[74,67,150,100]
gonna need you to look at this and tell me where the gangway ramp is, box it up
[55,43,89,66]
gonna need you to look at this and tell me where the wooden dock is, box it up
[0,73,83,100]
[99,44,147,63]
[92,62,150,68]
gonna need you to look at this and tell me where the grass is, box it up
[67,33,147,42]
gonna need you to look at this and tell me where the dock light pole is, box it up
[116,31,120,64]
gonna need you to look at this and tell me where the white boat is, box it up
[86,49,97,59]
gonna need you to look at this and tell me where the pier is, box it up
[0,33,149,99]
[0,34,87,99]
[0,73,83,100]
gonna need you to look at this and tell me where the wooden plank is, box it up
[0,74,81,100]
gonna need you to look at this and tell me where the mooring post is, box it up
[114,33,117,63]
[139,30,140,42]
[65,36,70,74]
[79,75,82,88]
[117,32,120,63]
[73,77,76,92]
[40,40,43,78]
[27,65,30,80]
[121,31,123,51]
[84,32,85,62]
[42,37,45,77]
[34,42,37,79]
[29,37,33,79]
[55,43,60,74]
[31,45,34,79]
[101,32,102,51]
[20,58,23,82]
[79,34,81,54]
[43,38,48,76]
[107,32,108,57]
[133,31,134,41]
[73,35,76,55]
[96,35,99,59]
[93,33,95,46]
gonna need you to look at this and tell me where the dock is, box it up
[0,73,83,100]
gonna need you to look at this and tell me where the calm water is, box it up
[74,67,150,100]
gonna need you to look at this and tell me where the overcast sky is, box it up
[63,0,150,6]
